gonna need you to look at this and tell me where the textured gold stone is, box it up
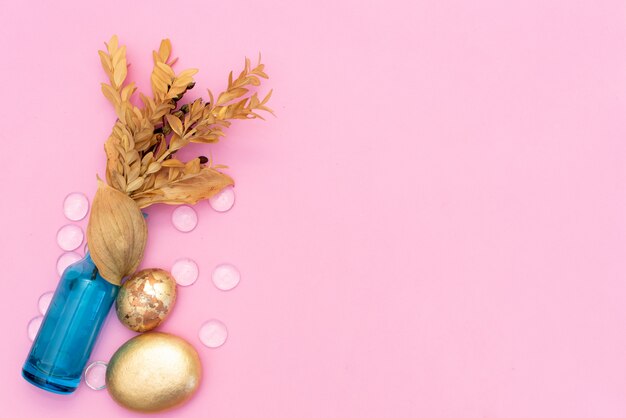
[106,332,202,412]
[116,268,177,332]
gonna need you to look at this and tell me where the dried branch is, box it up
[98,36,272,208]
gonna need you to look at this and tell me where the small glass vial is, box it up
[22,252,118,394]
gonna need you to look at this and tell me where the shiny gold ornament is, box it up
[106,332,202,413]
[116,268,177,332]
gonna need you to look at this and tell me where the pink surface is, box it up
[1,1,626,417]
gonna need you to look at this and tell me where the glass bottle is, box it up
[22,252,118,394]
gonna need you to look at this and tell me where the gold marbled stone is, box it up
[116,268,177,332]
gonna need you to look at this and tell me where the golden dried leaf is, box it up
[101,83,120,107]
[87,181,147,285]
[131,167,234,208]
[104,136,121,189]
[126,177,144,193]
[161,159,186,168]
[156,39,171,64]
[165,114,183,136]
[169,134,188,152]
[146,162,161,175]
[98,50,112,74]
[184,158,201,174]
[112,46,127,88]
[216,88,248,106]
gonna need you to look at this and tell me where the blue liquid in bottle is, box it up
[22,252,119,394]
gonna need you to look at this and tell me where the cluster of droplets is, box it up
[169,186,238,349]
[28,187,240,390]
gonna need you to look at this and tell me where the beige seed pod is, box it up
[87,179,147,285]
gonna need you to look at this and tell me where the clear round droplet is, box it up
[56,224,84,251]
[57,252,82,276]
[199,319,228,348]
[209,186,235,212]
[212,264,241,291]
[84,361,107,390]
[172,205,198,232]
[38,291,54,315]
[63,192,89,221]
[27,316,43,341]
[171,258,199,286]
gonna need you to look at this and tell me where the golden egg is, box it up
[106,332,202,412]
[116,268,177,332]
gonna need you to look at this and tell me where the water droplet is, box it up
[84,361,107,390]
[199,319,228,348]
[212,263,241,291]
[209,186,235,212]
[171,258,199,286]
[27,316,43,341]
[56,224,84,251]
[171,205,198,232]
[57,252,82,276]
[38,291,54,315]
[63,192,89,221]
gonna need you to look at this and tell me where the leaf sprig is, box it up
[98,35,273,208]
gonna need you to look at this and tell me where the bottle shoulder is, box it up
[61,254,118,290]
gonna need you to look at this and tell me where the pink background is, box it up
[2,0,626,417]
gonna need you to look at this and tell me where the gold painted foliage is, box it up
[87,180,148,285]
[98,35,273,208]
